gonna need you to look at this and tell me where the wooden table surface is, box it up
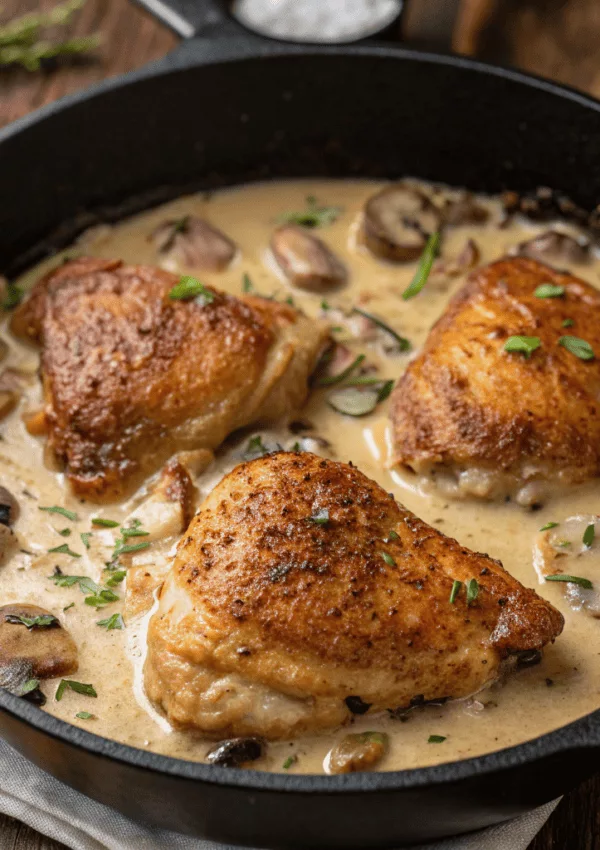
[1,0,600,847]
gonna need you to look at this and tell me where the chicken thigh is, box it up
[144,451,563,739]
[391,257,600,504]
[10,258,328,501]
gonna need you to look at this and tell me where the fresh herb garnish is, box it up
[168,276,215,304]
[449,580,462,604]
[466,578,479,605]
[84,589,120,608]
[97,612,124,630]
[540,522,559,532]
[120,527,149,539]
[75,711,94,720]
[562,318,574,328]
[242,273,254,293]
[242,435,271,461]
[503,336,541,358]
[534,283,565,299]
[310,508,330,526]
[386,530,400,542]
[2,282,23,310]
[63,602,75,612]
[545,574,593,589]
[277,195,341,229]
[6,613,58,629]
[401,232,441,301]
[282,755,297,770]
[58,528,72,537]
[558,335,595,361]
[317,354,366,387]
[428,735,447,744]
[80,532,91,549]
[105,569,126,587]
[321,300,330,311]
[556,540,571,548]
[55,679,97,701]
[91,517,119,527]
[39,505,78,521]
[381,552,396,567]
[352,307,411,352]
[49,571,97,594]
[19,678,41,696]
[583,524,595,548]
[48,543,81,558]
[114,541,150,556]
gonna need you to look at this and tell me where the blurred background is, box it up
[1,0,600,127]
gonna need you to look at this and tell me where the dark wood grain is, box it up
[1,0,600,847]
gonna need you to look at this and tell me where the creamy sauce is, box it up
[2,179,600,774]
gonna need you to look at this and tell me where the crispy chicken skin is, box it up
[10,258,328,501]
[391,257,600,504]
[144,452,563,739]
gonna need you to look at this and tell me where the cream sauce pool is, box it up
[2,179,600,774]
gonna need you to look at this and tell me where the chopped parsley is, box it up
[449,580,462,604]
[386,530,400,542]
[558,335,595,360]
[381,552,396,567]
[49,571,97,594]
[97,612,124,630]
[39,505,78,522]
[168,275,215,304]
[310,508,330,526]
[63,602,75,612]
[534,283,565,298]
[562,318,574,328]
[282,755,297,769]
[503,336,541,358]
[84,589,120,608]
[120,527,149,539]
[19,678,41,696]
[583,524,595,548]
[466,578,479,606]
[428,735,447,744]
[556,540,571,548]
[2,282,24,310]
[55,680,97,701]
[401,232,441,301]
[352,307,411,352]
[545,574,593,589]
[242,435,271,461]
[80,532,92,550]
[105,569,126,587]
[91,518,119,528]
[48,543,81,558]
[540,522,559,532]
[113,541,150,557]
[242,273,254,293]
[6,613,58,629]
[75,711,94,720]
[277,195,341,229]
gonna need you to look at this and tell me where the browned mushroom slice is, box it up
[327,731,389,774]
[512,230,590,266]
[271,225,347,292]
[362,185,442,262]
[441,192,489,227]
[151,216,236,271]
[0,604,78,679]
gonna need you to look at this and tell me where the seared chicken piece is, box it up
[145,452,562,739]
[10,258,328,501]
[391,257,600,505]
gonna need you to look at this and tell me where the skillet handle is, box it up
[135,0,462,48]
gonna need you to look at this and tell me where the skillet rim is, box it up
[2,42,600,793]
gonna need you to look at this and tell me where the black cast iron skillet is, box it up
[1,1,600,846]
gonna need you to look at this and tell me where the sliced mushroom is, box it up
[440,192,489,227]
[151,216,236,272]
[0,486,19,526]
[362,185,442,262]
[206,737,265,767]
[511,230,590,266]
[327,731,388,774]
[0,604,78,679]
[271,225,347,292]
[0,658,46,705]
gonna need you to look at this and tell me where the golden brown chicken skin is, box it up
[11,258,328,501]
[391,257,600,505]
[144,452,563,739]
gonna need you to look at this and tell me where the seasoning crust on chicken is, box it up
[391,257,600,504]
[10,258,328,502]
[144,452,563,739]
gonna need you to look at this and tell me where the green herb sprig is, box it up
[402,232,441,300]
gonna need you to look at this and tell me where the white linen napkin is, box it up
[0,738,558,850]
